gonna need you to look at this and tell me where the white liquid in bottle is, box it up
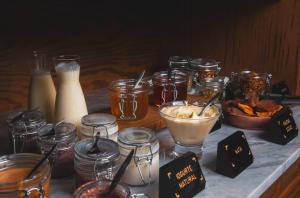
[55,58,88,131]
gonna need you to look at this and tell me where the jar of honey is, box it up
[7,110,46,154]
[152,70,187,106]
[190,58,221,82]
[80,113,118,142]
[0,153,51,198]
[109,79,150,121]
[38,122,76,179]
[74,138,120,187]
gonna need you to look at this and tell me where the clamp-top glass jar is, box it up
[118,127,159,186]
[74,138,120,187]
[38,122,76,178]
[109,79,150,121]
[191,58,221,82]
[7,110,46,154]
[80,113,118,142]
[0,153,51,198]
[153,70,187,106]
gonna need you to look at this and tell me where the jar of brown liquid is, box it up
[0,153,51,198]
[109,79,150,120]
[190,58,221,82]
[152,70,187,106]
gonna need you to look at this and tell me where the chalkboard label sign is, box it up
[216,131,254,178]
[159,152,205,198]
[267,106,298,145]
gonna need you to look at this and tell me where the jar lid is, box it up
[190,58,220,69]
[168,56,191,65]
[81,113,116,127]
[109,79,150,93]
[75,139,119,161]
[38,122,76,143]
[118,127,159,157]
[153,70,187,84]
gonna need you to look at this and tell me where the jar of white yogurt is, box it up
[118,127,159,186]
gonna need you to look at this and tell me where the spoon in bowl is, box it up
[198,92,220,116]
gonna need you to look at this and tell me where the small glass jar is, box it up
[80,113,118,142]
[153,70,187,106]
[109,79,150,121]
[74,180,131,198]
[38,122,76,179]
[118,127,159,186]
[7,110,46,154]
[190,58,221,82]
[74,138,120,187]
[0,153,51,198]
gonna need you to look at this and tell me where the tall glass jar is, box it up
[190,58,221,82]
[7,110,46,154]
[80,113,118,142]
[0,153,51,198]
[152,70,187,106]
[74,138,120,187]
[168,56,193,91]
[38,122,76,178]
[118,127,159,186]
[109,79,150,121]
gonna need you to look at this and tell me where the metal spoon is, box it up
[134,70,146,89]
[198,92,220,116]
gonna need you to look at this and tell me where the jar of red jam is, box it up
[7,110,46,154]
[74,180,131,198]
[109,79,150,121]
[38,122,76,178]
[0,153,51,198]
[190,58,221,82]
[152,70,187,106]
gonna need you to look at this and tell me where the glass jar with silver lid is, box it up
[118,127,159,186]
[80,113,118,142]
[74,138,120,187]
[7,110,46,154]
[190,58,221,83]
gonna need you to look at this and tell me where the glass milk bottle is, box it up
[28,51,56,122]
[54,55,88,131]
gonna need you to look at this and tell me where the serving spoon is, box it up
[134,70,146,89]
[198,92,220,116]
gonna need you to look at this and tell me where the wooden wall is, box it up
[0,0,299,113]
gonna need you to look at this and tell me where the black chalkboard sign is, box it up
[216,131,254,178]
[266,106,298,145]
[159,152,206,198]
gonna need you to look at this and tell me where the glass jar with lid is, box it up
[118,127,159,186]
[153,70,187,106]
[74,138,120,187]
[7,110,46,154]
[109,79,150,121]
[190,58,221,82]
[0,153,51,198]
[80,113,118,142]
[38,122,76,178]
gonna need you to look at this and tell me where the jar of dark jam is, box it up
[7,110,46,154]
[152,70,187,106]
[109,79,150,121]
[74,138,120,187]
[190,58,221,82]
[38,122,76,178]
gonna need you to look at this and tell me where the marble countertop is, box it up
[50,106,300,198]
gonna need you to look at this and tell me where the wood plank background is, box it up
[0,0,299,113]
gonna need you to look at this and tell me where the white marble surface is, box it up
[51,106,300,198]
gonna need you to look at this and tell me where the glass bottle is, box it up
[0,153,51,198]
[38,122,77,178]
[54,55,88,130]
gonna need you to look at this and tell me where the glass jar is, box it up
[118,127,159,186]
[192,81,224,105]
[38,122,76,179]
[80,113,118,142]
[190,58,221,82]
[73,180,131,198]
[168,56,193,91]
[109,79,150,121]
[153,70,187,106]
[0,153,51,198]
[74,138,120,187]
[7,110,46,154]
